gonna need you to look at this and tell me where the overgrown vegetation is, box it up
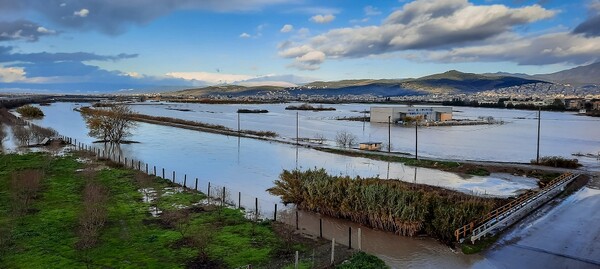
[0,152,315,268]
[237,109,269,113]
[337,252,389,269]
[15,105,44,118]
[466,168,491,176]
[0,108,56,147]
[460,234,499,254]
[285,103,336,111]
[268,169,501,243]
[532,156,581,168]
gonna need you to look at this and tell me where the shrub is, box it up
[268,169,499,243]
[532,156,581,168]
[337,252,388,269]
[15,105,44,118]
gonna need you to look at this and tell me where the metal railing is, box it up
[455,172,579,243]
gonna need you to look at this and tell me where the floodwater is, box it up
[5,102,599,268]
[472,183,600,269]
[279,181,600,268]
[21,102,539,204]
[130,102,600,170]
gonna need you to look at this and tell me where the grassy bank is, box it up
[317,147,562,187]
[79,106,278,138]
[268,169,502,243]
[0,152,390,268]
[317,147,462,170]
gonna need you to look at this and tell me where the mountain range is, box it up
[172,62,600,97]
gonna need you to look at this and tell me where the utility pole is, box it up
[296,112,299,145]
[237,112,240,135]
[388,116,391,153]
[415,119,419,160]
[536,106,541,164]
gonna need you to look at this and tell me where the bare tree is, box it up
[314,133,325,144]
[10,170,44,216]
[335,130,357,148]
[188,226,215,259]
[76,174,108,251]
[82,105,137,143]
[160,210,192,237]
[12,124,31,146]
[0,124,6,151]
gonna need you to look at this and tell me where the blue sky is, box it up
[1,0,600,92]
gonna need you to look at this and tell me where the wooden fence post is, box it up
[348,227,352,249]
[255,198,258,220]
[358,228,362,251]
[320,219,323,238]
[331,238,335,265]
[222,186,226,207]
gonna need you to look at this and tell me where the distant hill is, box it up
[402,70,545,93]
[301,70,543,95]
[168,70,545,97]
[532,62,600,85]
[304,79,407,88]
[171,85,285,97]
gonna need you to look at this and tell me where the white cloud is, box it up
[165,71,315,86]
[282,0,557,70]
[364,5,381,16]
[239,32,251,38]
[166,71,254,84]
[74,8,90,17]
[238,80,296,87]
[310,14,335,24]
[280,24,294,33]
[297,50,325,65]
[424,32,600,65]
[279,44,315,58]
[121,71,144,78]
[60,3,66,7]
[590,0,600,12]
[36,26,56,34]
[0,66,26,83]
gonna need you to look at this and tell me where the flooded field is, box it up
[3,102,599,268]
[130,102,600,170]
[15,103,538,204]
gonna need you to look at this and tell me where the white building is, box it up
[370,106,453,123]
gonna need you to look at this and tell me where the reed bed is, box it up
[268,168,501,243]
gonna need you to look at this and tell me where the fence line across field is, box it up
[7,116,366,267]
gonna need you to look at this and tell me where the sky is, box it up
[1,0,600,92]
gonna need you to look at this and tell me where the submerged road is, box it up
[473,174,600,269]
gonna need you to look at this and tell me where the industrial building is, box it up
[370,106,453,123]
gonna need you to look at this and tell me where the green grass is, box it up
[0,153,287,268]
[466,168,491,176]
[336,252,389,269]
[283,261,312,269]
[461,234,499,254]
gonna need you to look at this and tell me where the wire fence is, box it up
[11,116,371,268]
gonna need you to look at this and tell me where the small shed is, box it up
[359,142,382,151]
